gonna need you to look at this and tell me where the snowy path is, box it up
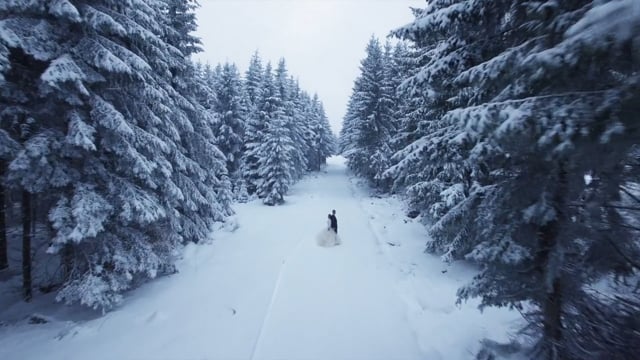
[247,160,421,360]
[0,156,517,360]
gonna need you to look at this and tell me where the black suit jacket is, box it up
[329,214,338,232]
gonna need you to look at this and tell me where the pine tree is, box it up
[212,62,247,194]
[310,95,336,170]
[385,41,438,209]
[162,0,234,235]
[165,0,202,56]
[339,37,396,188]
[0,95,20,273]
[394,1,640,357]
[237,53,331,201]
[292,87,317,171]
[242,51,265,195]
[387,1,481,257]
[386,41,418,156]
[255,63,295,205]
[0,1,70,299]
[318,103,336,160]
[257,114,295,206]
[0,31,16,271]
[0,0,232,309]
[370,41,400,189]
[338,95,360,156]
[275,60,306,179]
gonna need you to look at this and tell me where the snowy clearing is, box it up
[0,156,519,360]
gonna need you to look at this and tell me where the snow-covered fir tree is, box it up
[241,52,265,195]
[339,37,396,190]
[388,0,640,358]
[0,128,17,271]
[291,85,316,170]
[0,0,232,309]
[162,0,235,234]
[275,59,307,180]
[389,4,479,260]
[255,63,295,205]
[212,62,247,195]
[386,41,419,157]
[225,55,334,205]
[190,52,334,206]
[165,0,202,56]
[308,94,336,171]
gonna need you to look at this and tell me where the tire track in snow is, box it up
[249,231,308,360]
[347,177,388,257]
[346,177,426,355]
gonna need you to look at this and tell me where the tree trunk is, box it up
[31,194,36,238]
[538,216,564,349]
[536,165,568,358]
[542,278,563,358]
[0,160,7,271]
[62,244,73,282]
[22,190,32,301]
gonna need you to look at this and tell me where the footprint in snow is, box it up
[145,311,159,323]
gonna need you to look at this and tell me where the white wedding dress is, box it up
[317,218,341,247]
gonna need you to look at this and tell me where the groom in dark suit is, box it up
[329,209,338,234]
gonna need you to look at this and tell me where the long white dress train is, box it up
[317,219,340,247]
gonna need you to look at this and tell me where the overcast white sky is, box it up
[193,0,425,134]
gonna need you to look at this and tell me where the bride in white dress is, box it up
[317,214,340,247]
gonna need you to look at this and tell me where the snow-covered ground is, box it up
[0,156,519,360]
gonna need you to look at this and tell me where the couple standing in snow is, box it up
[317,210,340,247]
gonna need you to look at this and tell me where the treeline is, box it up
[0,1,334,310]
[197,55,336,205]
[340,1,639,359]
